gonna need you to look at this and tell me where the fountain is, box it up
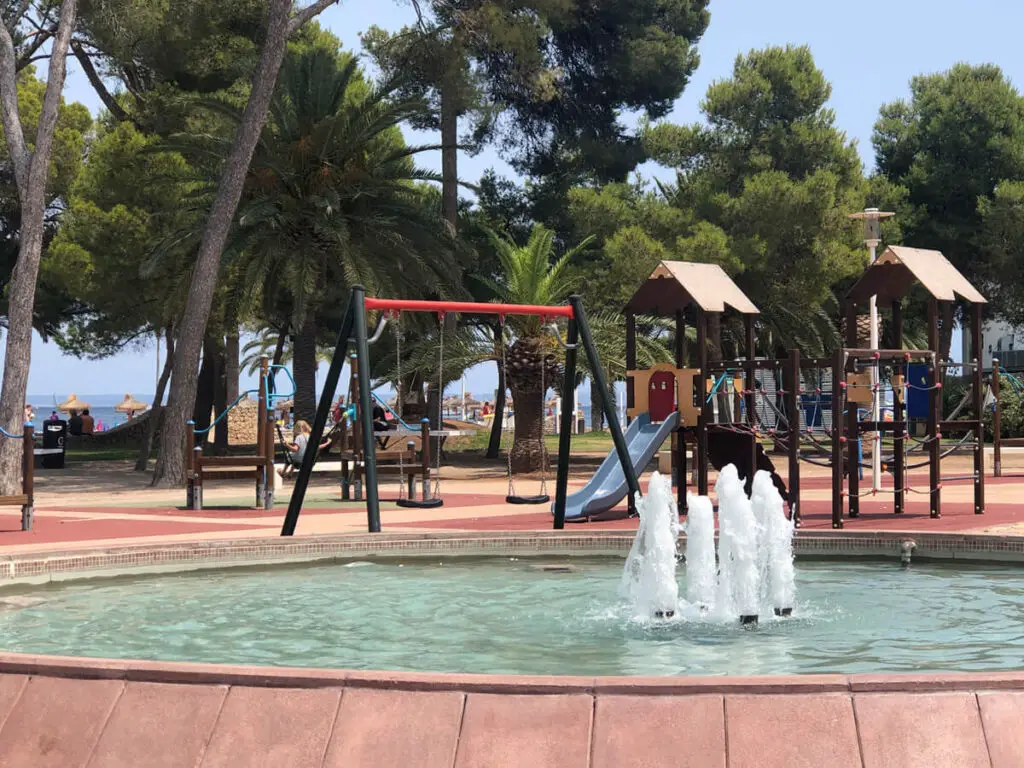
[715,465,760,625]
[683,494,716,611]
[619,472,679,619]
[620,464,796,625]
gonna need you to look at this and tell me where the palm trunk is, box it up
[152,0,293,487]
[440,74,458,234]
[292,310,318,423]
[193,339,217,435]
[707,311,730,418]
[272,326,288,367]
[0,0,78,493]
[506,336,556,473]
[135,326,174,472]
[486,326,506,458]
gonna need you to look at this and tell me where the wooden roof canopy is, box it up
[846,246,987,305]
[625,261,760,316]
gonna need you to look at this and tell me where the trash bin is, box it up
[42,418,66,469]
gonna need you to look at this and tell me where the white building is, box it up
[963,319,1024,371]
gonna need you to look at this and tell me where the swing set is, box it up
[280,286,638,535]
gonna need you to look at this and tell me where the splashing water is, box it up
[618,464,796,624]
[618,472,679,618]
[683,494,716,610]
[753,470,796,614]
[715,465,760,621]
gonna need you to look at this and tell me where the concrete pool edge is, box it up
[1,529,1023,587]
[2,650,1024,695]
[0,653,1021,767]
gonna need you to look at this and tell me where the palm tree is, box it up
[479,225,594,472]
[164,46,462,422]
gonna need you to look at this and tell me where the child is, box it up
[281,420,332,478]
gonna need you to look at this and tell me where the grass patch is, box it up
[65,446,143,463]
[446,429,616,453]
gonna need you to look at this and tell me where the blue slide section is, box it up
[558,411,680,519]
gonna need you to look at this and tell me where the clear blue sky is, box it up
[5,0,1016,399]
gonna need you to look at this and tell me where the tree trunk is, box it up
[590,381,604,431]
[193,340,217,436]
[506,336,558,473]
[0,0,78,494]
[292,310,318,423]
[225,321,240,403]
[211,336,228,454]
[135,326,174,472]
[271,326,287,367]
[440,75,458,234]
[152,0,294,487]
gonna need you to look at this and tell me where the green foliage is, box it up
[45,121,193,356]
[643,45,866,355]
[979,181,1024,326]
[0,68,93,336]
[874,63,1024,317]
[480,224,592,336]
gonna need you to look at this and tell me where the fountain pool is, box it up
[0,556,1021,677]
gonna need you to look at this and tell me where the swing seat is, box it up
[397,498,444,509]
[505,494,551,505]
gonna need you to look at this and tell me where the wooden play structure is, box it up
[0,424,35,531]
[625,261,777,512]
[623,248,988,529]
[833,246,987,525]
[185,357,277,510]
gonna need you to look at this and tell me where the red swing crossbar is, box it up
[364,297,574,318]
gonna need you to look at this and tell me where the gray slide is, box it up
[558,411,680,520]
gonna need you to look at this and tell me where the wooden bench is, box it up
[0,425,35,530]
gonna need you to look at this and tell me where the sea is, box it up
[26,394,156,433]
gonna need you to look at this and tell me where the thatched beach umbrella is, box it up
[57,394,90,412]
[273,398,294,412]
[114,393,148,413]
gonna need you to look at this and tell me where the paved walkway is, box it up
[2,457,1022,553]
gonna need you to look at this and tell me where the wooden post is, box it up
[786,349,800,525]
[21,425,33,531]
[993,358,1002,477]
[927,298,941,518]
[892,300,905,515]
[845,301,860,518]
[625,311,636,421]
[420,418,431,500]
[675,308,686,513]
[971,302,985,514]
[696,309,709,496]
[832,347,845,529]
[185,420,196,509]
[744,314,758,493]
[255,358,268,509]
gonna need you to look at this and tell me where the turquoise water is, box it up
[0,558,1021,676]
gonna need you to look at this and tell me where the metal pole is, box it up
[281,289,356,536]
[868,244,881,492]
[845,301,860,518]
[353,289,380,532]
[971,303,985,514]
[927,298,941,518]
[892,300,905,515]
[993,358,1002,477]
[570,295,642,508]
[552,316,579,529]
